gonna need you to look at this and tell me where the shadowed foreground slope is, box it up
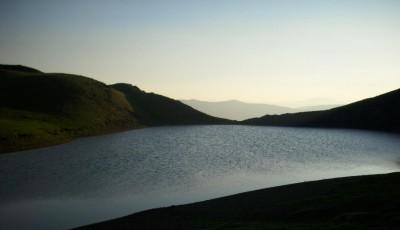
[78,172,400,230]
[0,65,231,153]
[243,88,400,133]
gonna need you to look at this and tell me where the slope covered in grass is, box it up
[0,65,139,153]
[243,88,400,133]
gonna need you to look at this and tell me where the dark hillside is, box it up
[111,83,231,126]
[0,65,232,153]
[0,66,138,153]
[0,64,42,73]
[244,88,400,133]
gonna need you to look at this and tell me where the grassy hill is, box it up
[0,65,140,153]
[243,88,400,133]
[0,65,230,153]
[77,172,400,230]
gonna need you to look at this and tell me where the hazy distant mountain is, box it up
[181,99,339,121]
[0,65,231,153]
[243,88,400,133]
[296,104,342,111]
[280,97,343,108]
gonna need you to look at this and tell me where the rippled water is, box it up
[0,125,399,229]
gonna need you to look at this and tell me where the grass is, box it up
[0,117,67,152]
[0,67,140,153]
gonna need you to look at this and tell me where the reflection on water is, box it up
[0,125,399,229]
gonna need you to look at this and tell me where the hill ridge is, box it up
[243,88,400,133]
[0,65,231,153]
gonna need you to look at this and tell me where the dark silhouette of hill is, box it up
[77,172,400,230]
[0,65,231,153]
[243,88,400,133]
[0,64,42,73]
[112,84,230,126]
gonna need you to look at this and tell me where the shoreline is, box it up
[0,125,145,154]
[0,123,238,154]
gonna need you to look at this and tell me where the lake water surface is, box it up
[0,125,399,229]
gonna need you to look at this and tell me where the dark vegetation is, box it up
[0,65,138,153]
[77,172,400,230]
[0,65,230,153]
[243,88,400,133]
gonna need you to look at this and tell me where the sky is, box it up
[1,0,399,107]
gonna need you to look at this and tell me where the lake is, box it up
[0,125,399,229]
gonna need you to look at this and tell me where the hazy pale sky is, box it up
[1,0,399,106]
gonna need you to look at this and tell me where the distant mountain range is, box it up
[181,99,339,121]
[0,65,230,153]
[243,88,400,133]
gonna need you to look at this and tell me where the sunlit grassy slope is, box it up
[0,65,230,153]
